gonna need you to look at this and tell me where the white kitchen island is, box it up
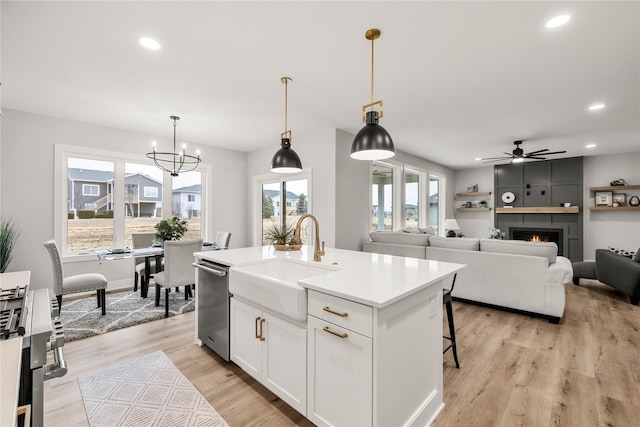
[195,245,464,427]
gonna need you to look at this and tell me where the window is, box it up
[82,184,100,196]
[429,175,443,236]
[143,186,158,198]
[188,194,196,202]
[371,163,395,231]
[256,170,311,246]
[56,144,210,257]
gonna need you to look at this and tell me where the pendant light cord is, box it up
[284,78,288,133]
[173,117,177,171]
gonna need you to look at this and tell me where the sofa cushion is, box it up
[418,227,436,235]
[402,228,420,233]
[428,236,480,251]
[480,238,557,264]
[369,231,429,246]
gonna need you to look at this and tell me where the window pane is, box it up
[67,157,114,252]
[262,182,280,245]
[284,179,308,244]
[124,163,163,247]
[405,171,419,229]
[173,171,202,240]
[372,164,393,231]
[429,178,440,235]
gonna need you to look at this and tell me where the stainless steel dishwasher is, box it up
[194,258,230,361]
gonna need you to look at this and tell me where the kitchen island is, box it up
[195,245,464,427]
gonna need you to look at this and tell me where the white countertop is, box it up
[196,246,464,308]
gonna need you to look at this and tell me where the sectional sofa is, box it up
[363,231,573,323]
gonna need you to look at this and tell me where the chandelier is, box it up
[147,116,200,177]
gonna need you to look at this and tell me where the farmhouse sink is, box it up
[229,259,337,322]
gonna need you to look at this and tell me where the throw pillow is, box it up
[634,248,640,262]
[608,247,637,258]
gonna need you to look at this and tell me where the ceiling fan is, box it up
[481,140,567,164]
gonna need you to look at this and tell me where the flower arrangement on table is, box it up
[488,227,507,240]
[154,216,188,245]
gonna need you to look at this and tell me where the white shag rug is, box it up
[78,350,228,427]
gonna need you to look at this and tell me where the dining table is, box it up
[96,244,226,298]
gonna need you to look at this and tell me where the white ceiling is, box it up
[2,1,639,169]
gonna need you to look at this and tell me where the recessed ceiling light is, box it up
[139,37,161,50]
[588,103,606,111]
[546,15,571,28]
[585,143,597,148]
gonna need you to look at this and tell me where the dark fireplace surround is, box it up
[509,227,564,256]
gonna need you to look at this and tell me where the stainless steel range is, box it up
[1,282,67,426]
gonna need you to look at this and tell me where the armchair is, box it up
[595,249,640,305]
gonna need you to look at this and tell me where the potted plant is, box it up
[263,223,297,250]
[0,216,20,273]
[154,216,188,246]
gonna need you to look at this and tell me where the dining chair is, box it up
[214,231,231,249]
[154,238,203,317]
[131,232,159,291]
[43,240,108,315]
[443,273,460,368]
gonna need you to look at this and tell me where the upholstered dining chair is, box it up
[154,238,203,317]
[214,231,232,249]
[131,232,159,291]
[43,240,108,315]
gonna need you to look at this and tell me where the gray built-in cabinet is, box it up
[494,157,583,262]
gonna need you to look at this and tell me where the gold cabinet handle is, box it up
[255,317,261,339]
[323,306,348,317]
[323,325,348,339]
[259,318,266,341]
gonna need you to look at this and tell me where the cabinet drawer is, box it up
[308,290,373,337]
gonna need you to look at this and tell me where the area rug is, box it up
[78,350,228,427]
[61,288,195,342]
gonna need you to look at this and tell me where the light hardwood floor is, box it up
[45,279,639,426]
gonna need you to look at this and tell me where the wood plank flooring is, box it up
[45,278,639,426]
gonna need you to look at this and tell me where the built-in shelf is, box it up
[456,207,491,212]
[589,185,640,191]
[590,206,640,211]
[455,191,492,196]
[496,206,580,214]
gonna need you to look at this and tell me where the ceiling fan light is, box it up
[512,157,525,163]
[271,138,302,173]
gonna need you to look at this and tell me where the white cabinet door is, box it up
[307,315,373,427]
[262,313,307,415]
[230,298,262,379]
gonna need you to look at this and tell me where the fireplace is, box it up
[509,227,564,256]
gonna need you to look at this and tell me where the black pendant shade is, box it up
[350,111,395,160]
[271,138,302,173]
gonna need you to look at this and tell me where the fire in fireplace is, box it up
[509,227,564,256]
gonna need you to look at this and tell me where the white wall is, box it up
[454,166,495,238]
[0,109,247,289]
[583,152,640,261]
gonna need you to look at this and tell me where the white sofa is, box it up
[362,231,573,323]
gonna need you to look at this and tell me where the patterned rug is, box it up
[61,288,195,342]
[78,350,228,427]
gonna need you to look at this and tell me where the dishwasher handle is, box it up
[193,262,228,277]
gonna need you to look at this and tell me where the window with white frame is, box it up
[56,144,210,256]
[255,170,311,246]
[143,186,158,198]
[82,184,100,196]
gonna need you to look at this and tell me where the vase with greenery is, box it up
[263,223,294,246]
[488,227,507,240]
[154,216,188,246]
[0,216,20,273]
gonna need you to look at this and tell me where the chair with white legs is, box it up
[153,239,203,317]
[214,231,231,249]
[43,240,108,315]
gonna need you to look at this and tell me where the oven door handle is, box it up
[44,346,67,380]
[193,263,228,277]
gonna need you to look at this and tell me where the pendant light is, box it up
[271,77,303,173]
[146,116,200,177]
[351,28,395,161]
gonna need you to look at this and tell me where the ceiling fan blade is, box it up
[481,156,512,161]
[525,148,550,155]
[536,150,566,156]
[482,158,512,163]
[526,156,547,160]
